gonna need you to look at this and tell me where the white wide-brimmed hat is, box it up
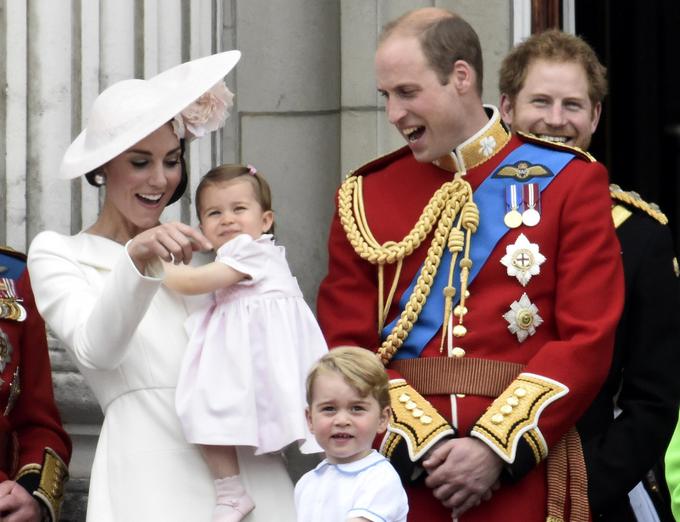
[60,50,241,179]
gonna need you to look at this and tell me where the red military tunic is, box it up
[0,248,71,521]
[317,109,624,522]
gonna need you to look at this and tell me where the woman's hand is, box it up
[127,222,213,273]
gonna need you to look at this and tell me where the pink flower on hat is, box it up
[172,81,234,141]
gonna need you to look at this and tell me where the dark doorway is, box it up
[575,0,680,246]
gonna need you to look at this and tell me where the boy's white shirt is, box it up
[294,449,408,522]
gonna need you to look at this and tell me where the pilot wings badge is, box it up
[492,160,553,182]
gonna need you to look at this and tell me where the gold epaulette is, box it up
[380,379,453,461]
[345,146,412,179]
[0,246,26,262]
[611,204,633,228]
[515,131,596,162]
[609,184,668,225]
[471,373,568,464]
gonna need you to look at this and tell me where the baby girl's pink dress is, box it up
[175,233,326,454]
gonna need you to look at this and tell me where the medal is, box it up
[500,233,547,286]
[504,185,523,228]
[504,210,522,229]
[16,304,26,322]
[502,293,543,343]
[522,183,541,227]
[0,278,26,322]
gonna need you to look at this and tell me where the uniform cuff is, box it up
[470,373,567,464]
[17,448,69,522]
[381,379,454,462]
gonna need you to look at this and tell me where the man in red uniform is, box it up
[499,30,680,521]
[0,247,71,522]
[317,8,624,522]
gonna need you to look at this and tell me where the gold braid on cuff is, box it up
[33,448,69,522]
[471,373,568,463]
[381,379,453,461]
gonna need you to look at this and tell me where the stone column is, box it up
[229,0,341,309]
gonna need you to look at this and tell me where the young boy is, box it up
[295,347,408,522]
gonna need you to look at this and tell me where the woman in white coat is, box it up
[27,52,297,522]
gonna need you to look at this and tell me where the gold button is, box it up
[500,404,513,415]
[506,396,519,406]
[456,393,466,398]
[398,393,410,403]
[451,347,466,358]
[459,258,472,269]
[454,305,468,317]
[412,408,424,418]
[453,324,467,337]
[491,414,504,424]
[514,387,527,398]
[420,415,432,424]
[405,401,417,410]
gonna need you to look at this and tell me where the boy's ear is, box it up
[376,405,391,435]
[305,407,314,434]
[261,210,274,234]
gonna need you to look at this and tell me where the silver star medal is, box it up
[503,293,543,342]
[500,233,546,286]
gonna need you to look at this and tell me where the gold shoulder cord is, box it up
[609,186,669,225]
[338,174,478,365]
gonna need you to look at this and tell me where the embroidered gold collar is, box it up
[432,105,510,174]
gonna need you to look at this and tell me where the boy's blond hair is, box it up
[306,347,390,410]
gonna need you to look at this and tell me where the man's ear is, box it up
[450,60,476,95]
[499,93,514,126]
[590,101,602,134]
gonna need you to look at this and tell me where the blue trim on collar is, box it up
[314,450,387,476]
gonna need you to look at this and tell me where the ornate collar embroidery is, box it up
[433,105,511,174]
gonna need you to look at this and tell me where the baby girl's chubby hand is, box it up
[127,222,213,272]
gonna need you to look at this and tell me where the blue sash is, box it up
[383,143,575,360]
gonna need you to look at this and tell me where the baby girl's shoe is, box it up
[213,475,255,522]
